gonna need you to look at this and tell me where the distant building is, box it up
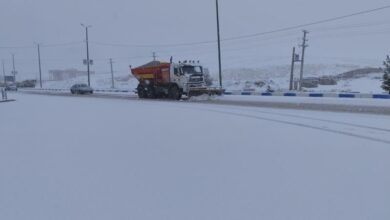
[2,75,15,83]
[48,69,95,81]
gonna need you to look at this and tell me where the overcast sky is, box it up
[1,0,390,79]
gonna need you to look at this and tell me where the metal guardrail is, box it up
[94,89,131,93]
[21,88,132,93]
[18,88,390,99]
[223,91,390,99]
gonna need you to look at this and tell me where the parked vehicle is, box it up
[70,84,93,94]
[131,60,224,100]
[5,84,18,91]
[17,80,37,88]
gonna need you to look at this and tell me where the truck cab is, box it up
[171,62,206,95]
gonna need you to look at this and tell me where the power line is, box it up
[1,5,389,50]
[311,29,390,40]
[92,18,390,54]
[93,55,151,61]
[1,27,386,67]
[41,41,83,48]
[91,4,390,48]
[217,5,390,42]
[309,19,390,32]
[153,26,390,58]
[0,45,34,49]
[0,41,83,49]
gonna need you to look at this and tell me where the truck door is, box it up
[172,66,183,85]
[171,65,188,93]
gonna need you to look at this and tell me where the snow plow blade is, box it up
[187,87,225,97]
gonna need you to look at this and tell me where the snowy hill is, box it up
[221,64,361,81]
[217,64,385,94]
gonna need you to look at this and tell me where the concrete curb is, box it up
[20,88,131,93]
[0,99,16,103]
[224,91,390,99]
[19,88,390,99]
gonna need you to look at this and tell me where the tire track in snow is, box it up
[231,108,390,133]
[172,104,390,145]
[17,91,390,143]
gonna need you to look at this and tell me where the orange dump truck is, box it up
[131,60,223,100]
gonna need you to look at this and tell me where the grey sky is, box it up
[1,0,390,79]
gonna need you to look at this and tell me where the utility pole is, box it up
[11,54,16,83]
[81,24,92,86]
[216,0,223,88]
[290,47,296,91]
[37,44,42,88]
[2,60,6,84]
[109,58,115,89]
[299,30,309,91]
[152,52,157,61]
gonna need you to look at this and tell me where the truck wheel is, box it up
[137,85,146,99]
[168,85,182,100]
[146,86,156,99]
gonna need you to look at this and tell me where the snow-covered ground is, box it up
[216,95,390,107]
[1,93,389,220]
[311,73,384,93]
[223,63,359,91]
[40,63,387,94]
[221,64,387,94]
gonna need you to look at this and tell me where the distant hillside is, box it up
[216,64,385,94]
[39,63,386,94]
[336,67,383,79]
[220,64,363,81]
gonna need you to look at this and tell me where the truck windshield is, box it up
[182,65,203,74]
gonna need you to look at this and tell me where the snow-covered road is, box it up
[19,89,390,115]
[1,93,389,220]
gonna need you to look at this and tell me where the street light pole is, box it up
[216,0,223,88]
[290,47,296,91]
[11,54,16,83]
[81,24,92,86]
[299,30,309,91]
[109,58,114,89]
[37,44,42,88]
[2,60,5,84]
